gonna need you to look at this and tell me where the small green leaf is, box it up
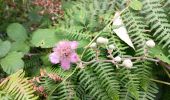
[78,39,89,48]
[0,40,11,58]
[77,39,89,54]
[10,42,30,54]
[28,11,42,22]
[31,29,60,48]
[0,52,24,74]
[130,0,143,11]
[149,46,170,65]
[41,54,51,65]
[7,23,28,41]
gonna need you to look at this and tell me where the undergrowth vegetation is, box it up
[0,0,170,100]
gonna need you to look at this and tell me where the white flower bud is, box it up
[146,39,155,48]
[114,56,121,62]
[122,59,133,68]
[51,17,55,20]
[90,42,97,48]
[96,37,108,45]
[104,38,109,44]
[108,44,116,50]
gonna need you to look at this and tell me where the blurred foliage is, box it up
[0,0,170,100]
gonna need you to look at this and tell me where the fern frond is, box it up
[142,0,170,54]
[120,8,160,100]
[83,49,96,61]
[62,0,115,36]
[78,68,111,100]
[67,30,92,40]
[120,87,133,100]
[122,9,150,56]
[139,82,159,100]
[49,81,76,100]
[76,82,94,100]
[0,89,14,100]
[0,70,38,100]
[118,68,140,99]
[38,76,58,94]
[163,0,170,23]
[45,66,73,79]
[91,62,120,100]
[109,34,128,56]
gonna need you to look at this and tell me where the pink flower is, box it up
[49,41,79,70]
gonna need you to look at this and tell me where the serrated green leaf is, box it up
[0,41,11,58]
[10,41,30,54]
[31,29,60,48]
[7,23,28,41]
[0,52,24,74]
[130,0,142,11]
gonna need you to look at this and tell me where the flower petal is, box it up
[49,52,60,64]
[70,53,79,63]
[70,41,78,49]
[61,58,71,70]
[53,47,58,52]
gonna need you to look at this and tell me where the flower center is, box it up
[60,46,71,57]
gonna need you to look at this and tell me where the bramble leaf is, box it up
[31,29,60,48]
[10,41,30,54]
[0,40,11,58]
[7,23,28,41]
[0,52,24,74]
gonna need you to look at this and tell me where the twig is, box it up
[162,65,170,78]
[25,53,41,56]
[80,56,160,67]
[150,78,170,86]
[159,61,170,70]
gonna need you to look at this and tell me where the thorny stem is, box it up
[79,56,159,67]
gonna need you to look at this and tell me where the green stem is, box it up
[150,78,170,86]
[162,66,170,78]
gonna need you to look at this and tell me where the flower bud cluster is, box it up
[114,56,133,68]
[88,38,157,70]
[90,37,116,50]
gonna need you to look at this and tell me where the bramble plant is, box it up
[0,0,170,100]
